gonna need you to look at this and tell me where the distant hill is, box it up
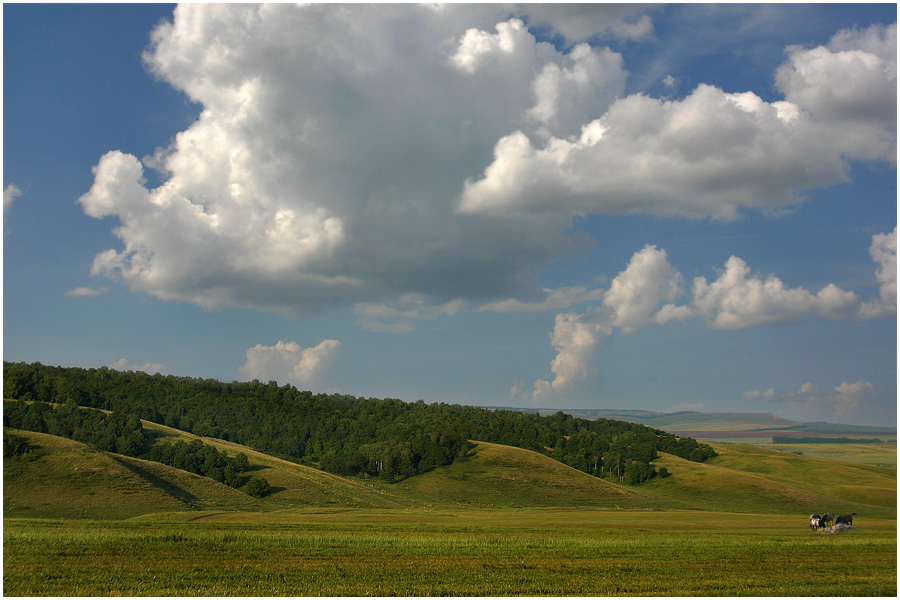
[5,424,895,520]
[522,409,895,436]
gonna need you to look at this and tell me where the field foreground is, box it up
[4,509,896,596]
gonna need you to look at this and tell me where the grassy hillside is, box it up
[385,440,658,509]
[640,443,896,518]
[753,441,896,466]
[5,425,895,519]
[141,422,410,509]
[3,429,267,519]
[384,439,895,517]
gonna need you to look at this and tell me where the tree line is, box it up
[3,362,717,485]
[3,397,268,496]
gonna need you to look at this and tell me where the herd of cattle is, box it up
[809,512,857,530]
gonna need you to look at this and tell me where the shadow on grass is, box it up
[109,455,198,507]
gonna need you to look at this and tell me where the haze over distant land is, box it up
[3,4,896,426]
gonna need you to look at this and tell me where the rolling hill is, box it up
[3,429,268,519]
[5,422,895,520]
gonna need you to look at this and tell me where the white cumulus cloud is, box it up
[108,358,165,374]
[776,23,896,156]
[239,339,341,386]
[601,245,688,333]
[78,6,894,324]
[532,312,611,403]
[64,287,109,298]
[859,227,897,319]
[528,230,893,402]
[459,22,896,221]
[4,183,22,227]
[79,5,632,317]
[4,183,22,211]
[692,256,860,329]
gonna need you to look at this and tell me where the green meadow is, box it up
[4,427,897,596]
[4,510,896,596]
[753,442,897,467]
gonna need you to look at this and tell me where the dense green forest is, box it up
[3,362,716,484]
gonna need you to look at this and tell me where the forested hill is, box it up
[3,362,716,484]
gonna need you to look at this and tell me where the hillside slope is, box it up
[142,422,411,509]
[387,440,661,509]
[5,427,895,519]
[3,429,267,519]
[640,443,896,518]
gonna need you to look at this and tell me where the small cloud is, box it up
[509,380,528,401]
[480,286,605,313]
[859,227,896,319]
[65,286,109,298]
[602,245,685,334]
[354,294,465,333]
[743,388,775,400]
[798,382,815,394]
[613,14,654,41]
[108,358,165,374]
[4,183,22,211]
[4,183,22,228]
[239,339,341,386]
[833,380,876,422]
[662,74,679,90]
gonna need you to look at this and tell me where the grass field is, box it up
[4,509,896,596]
[752,442,897,466]
[4,426,896,596]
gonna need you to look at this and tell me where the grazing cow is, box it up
[809,515,823,530]
[835,513,857,526]
[821,512,834,527]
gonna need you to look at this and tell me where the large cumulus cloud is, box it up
[460,22,896,220]
[79,6,896,317]
[79,5,633,315]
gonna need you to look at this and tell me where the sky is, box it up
[3,3,897,426]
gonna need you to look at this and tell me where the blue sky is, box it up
[4,4,896,426]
